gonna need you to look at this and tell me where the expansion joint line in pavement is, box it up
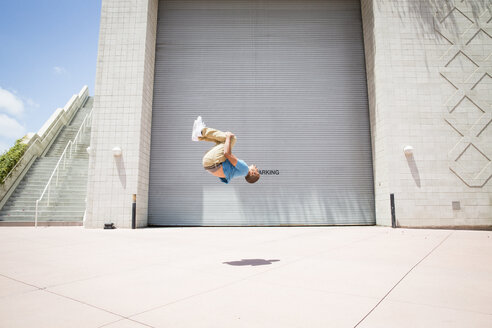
[123,231,386,321]
[0,273,155,328]
[353,232,453,328]
[43,290,156,328]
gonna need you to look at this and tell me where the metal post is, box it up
[390,193,396,228]
[132,194,137,229]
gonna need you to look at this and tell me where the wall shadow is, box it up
[378,0,490,35]
[376,0,491,71]
[406,153,421,188]
[115,155,126,188]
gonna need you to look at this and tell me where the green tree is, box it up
[0,138,28,184]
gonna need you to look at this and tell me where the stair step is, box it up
[0,211,85,220]
[20,173,88,178]
[18,174,86,179]
[13,186,87,191]
[10,194,87,200]
[18,178,87,184]
[4,200,86,205]
[9,196,87,202]
[3,205,86,210]
[28,163,88,168]
[12,188,87,193]
[16,179,88,184]
[27,165,89,170]
[1,210,85,215]
[11,191,87,195]
[0,219,84,222]
[2,207,86,213]
[4,203,86,208]
[7,202,87,207]
[19,173,88,178]
[14,183,87,188]
[12,191,87,194]
[2,209,87,215]
[21,166,88,172]
[0,216,85,220]
[14,182,88,188]
[15,185,87,189]
[5,199,86,205]
[19,174,88,179]
[11,195,87,201]
[0,97,93,221]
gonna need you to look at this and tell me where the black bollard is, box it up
[132,194,136,229]
[390,193,396,228]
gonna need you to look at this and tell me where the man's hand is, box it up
[224,131,238,166]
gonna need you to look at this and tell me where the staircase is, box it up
[0,98,93,224]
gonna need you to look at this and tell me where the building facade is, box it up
[85,0,492,228]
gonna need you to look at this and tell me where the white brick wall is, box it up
[85,0,158,229]
[88,0,490,228]
[363,0,492,227]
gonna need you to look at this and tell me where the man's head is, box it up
[245,165,260,184]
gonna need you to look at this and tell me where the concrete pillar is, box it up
[86,0,158,228]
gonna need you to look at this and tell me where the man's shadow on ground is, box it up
[223,259,280,266]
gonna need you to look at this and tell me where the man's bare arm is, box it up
[224,132,238,166]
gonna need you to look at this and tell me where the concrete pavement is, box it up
[0,226,491,327]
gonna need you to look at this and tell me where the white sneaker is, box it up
[191,116,206,141]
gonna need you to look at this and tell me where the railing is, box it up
[72,109,93,153]
[34,109,93,227]
[1,105,75,187]
[0,86,89,209]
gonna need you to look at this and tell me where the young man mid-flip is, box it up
[191,116,260,184]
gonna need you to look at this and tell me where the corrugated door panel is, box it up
[149,0,375,226]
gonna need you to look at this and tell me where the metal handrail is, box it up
[2,89,88,187]
[35,140,72,227]
[1,106,70,185]
[34,109,93,227]
[72,109,93,152]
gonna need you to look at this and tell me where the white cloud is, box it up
[0,87,24,117]
[0,140,10,155]
[0,114,26,139]
[53,66,67,75]
[26,98,40,108]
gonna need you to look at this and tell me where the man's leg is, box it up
[199,127,233,144]
[199,127,236,147]
[200,127,237,168]
[202,143,227,168]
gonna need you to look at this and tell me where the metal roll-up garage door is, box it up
[149,0,375,226]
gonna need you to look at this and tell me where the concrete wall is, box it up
[85,0,158,228]
[363,0,491,227]
[89,0,491,228]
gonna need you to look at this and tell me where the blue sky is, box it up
[0,1,101,153]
